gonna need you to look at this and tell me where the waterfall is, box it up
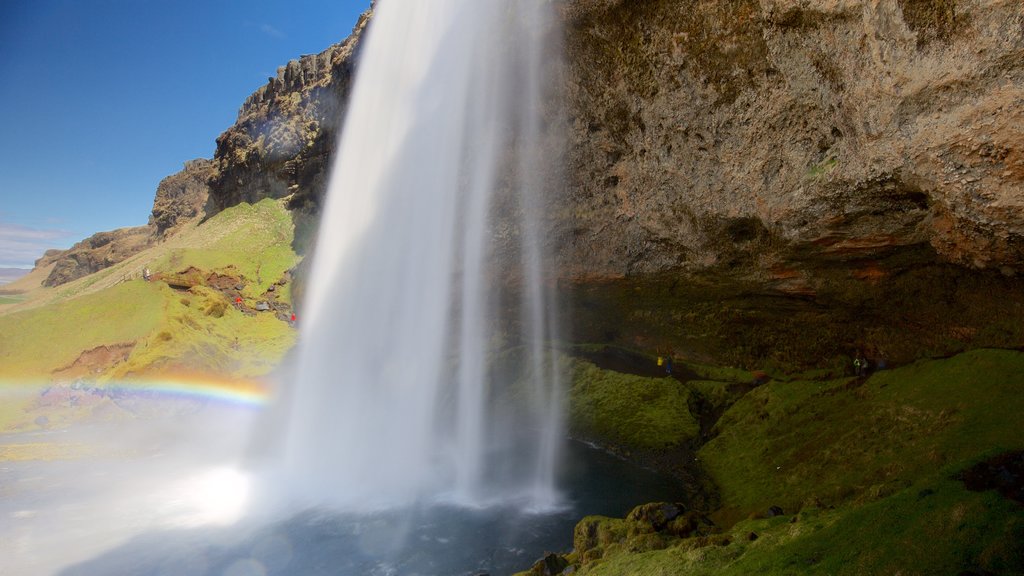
[276,0,563,511]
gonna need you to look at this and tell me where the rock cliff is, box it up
[554,0,1024,366]
[149,158,215,236]
[207,7,372,219]
[37,0,1024,366]
[558,0,1024,277]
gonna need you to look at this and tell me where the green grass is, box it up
[151,199,299,297]
[111,284,295,379]
[0,198,300,383]
[0,295,24,305]
[0,281,164,377]
[699,349,1024,518]
[570,358,699,450]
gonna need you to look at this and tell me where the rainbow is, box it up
[110,374,271,408]
[0,373,271,408]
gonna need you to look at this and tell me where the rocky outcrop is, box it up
[150,158,215,236]
[207,6,374,218]
[42,226,153,287]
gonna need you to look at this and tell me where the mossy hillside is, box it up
[108,284,295,380]
[568,479,1023,576]
[151,198,299,299]
[0,198,299,384]
[569,358,699,451]
[0,281,164,377]
[699,349,1024,520]
[527,349,1024,575]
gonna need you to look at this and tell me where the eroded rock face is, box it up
[206,6,373,217]
[150,158,215,236]
[558,0,1024,279]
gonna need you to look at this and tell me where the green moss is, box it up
[576,480,1023,575]
[685,380,741,413]
[806,157,837,178]
[569,359,699,450]
[699,349,1024,517]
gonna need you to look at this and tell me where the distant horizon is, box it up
[0,0,370,269]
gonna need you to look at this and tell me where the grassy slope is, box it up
[0,199,299,384]
[0,281,164,378]
[570,359,699,450]
[533,349,1024,575]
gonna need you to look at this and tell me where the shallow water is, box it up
[55,440,681,576]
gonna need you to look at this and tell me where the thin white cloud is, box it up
[0,222,75,269]
[260,23,286,39]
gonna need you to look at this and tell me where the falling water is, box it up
[276,0,563,511]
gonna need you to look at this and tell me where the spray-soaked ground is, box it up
[1,396,683,576]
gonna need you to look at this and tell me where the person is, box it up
[853,354,863,377]
[665,355,673,376]
[143,267,151,281]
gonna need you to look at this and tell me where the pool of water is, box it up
[54,441,684,576]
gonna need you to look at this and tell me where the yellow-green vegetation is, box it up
[570,359,699,451]
[151,198,299,299]
[0,281,164,377]
[0,198,299,386]
[110,284,294,379]
[0,294,24,305]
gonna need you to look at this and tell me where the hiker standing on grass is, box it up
[665,355,673,376]
[853,355,863,377]
[143,267,151,281]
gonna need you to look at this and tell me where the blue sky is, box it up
[0,0,370,268]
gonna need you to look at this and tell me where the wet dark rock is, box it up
[747,532,758,541]
[766,505,784,517]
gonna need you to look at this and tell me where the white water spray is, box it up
[277,0,563,511]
